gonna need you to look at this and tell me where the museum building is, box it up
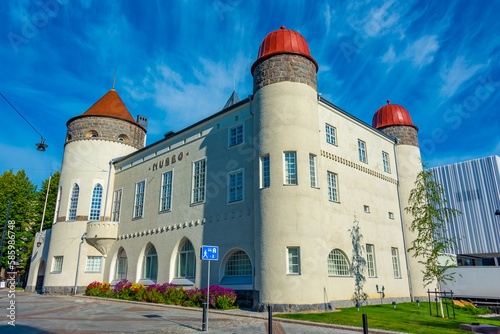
[26,26,428,311]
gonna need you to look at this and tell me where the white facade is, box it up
[26,27,428,311]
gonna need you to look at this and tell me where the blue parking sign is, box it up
[201,246,218,260]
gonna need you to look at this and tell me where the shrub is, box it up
[84,281,236,310]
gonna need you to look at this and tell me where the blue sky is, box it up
[1,0,499,187]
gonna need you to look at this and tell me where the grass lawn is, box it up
[274,302,500,333]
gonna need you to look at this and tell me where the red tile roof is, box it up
[76,89,137,124]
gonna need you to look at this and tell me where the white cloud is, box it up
[381,45,396,63]
[403,35,439,67]
[439,56,488,98]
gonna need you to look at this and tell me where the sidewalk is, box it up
[0,290,408,333]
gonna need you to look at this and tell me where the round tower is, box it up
[252,26,324,309]
[372,100,427,298]
[43,89,146,293]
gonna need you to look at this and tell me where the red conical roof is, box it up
[77,89,137,124]
[251,26,318,75]
[372,100,418,131]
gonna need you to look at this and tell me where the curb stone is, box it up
[74,295,409,334]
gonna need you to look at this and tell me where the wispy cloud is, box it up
[439,56,488,98]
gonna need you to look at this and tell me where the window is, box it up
[284,152,297,185]
[143,245,158,280]
[115,248,127,280]
[391,247,401,278]
[224,251,252,276]
[177,240,195,278]
[89,184,103,221]
[328,249,350,276]
[160,171,173,212]
[327,172,339,202]
[358,140,367,163]
[86,256,102,272]
[112,189,122,222]
[228,123,243,147]
[228,169,244,203]
[52,256,63,272]
[68,184,79,221]
[309,154,318,187]
[260,155,270,188]
[325,124,337,145]
[192,159,206,204]
[382,151,390,173]
[388,212,394,219]
[364,205,370,213]
[134,181,145,218]
[287,247,300,275]
[366,244,377,277]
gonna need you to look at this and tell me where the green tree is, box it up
[0,170,38,274]
[405,164,461,318]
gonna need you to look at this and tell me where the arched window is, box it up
[85,130,98,138]
[89,184,103,221]
[328,249,351,276]
[115,248,128,280]
[118,134,129,142]
[224,250,252,276]
[143,245,158,280]
[68,184,79,221]
[176,240,195,278]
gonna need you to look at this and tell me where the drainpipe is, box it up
[74,232,87,295]
[393,138,414,302]
[102,159,116,221]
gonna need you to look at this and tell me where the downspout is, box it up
[74,232,87,295]
[102,159,116,221]
[393,138,415,302]
[248,95,253,116]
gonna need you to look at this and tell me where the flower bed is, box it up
[85,281,237,310]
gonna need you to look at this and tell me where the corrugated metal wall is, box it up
[428,156,500,255]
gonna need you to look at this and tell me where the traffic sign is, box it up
[201,246,218,261]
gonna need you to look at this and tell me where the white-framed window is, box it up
[143,245,158,280]
[283,152,297,185]
[177,240,195,278]
[228,123,244,147]
[391,247,401,278]
[224,250,252,276]
[112,189,122,222]
[389,212,394,219]
[364,205,370,213]
[309,154,318,187]
[68,184,79,221]
[325,124,337,145]
[328,249,351,276]
[358,140,367,163]
[327,172,339,202]
[287,247,300,275]
[52,256,63,272]
[115,248,127,280]
[382,151,390,173]
[192,159,206,204]
[134,180,146,218]
[86,256,102,272]
[366,244,377,277]
[260,155,270,188]
[160,171,173,212]
[89,184,103,221]
[228,169,244,203]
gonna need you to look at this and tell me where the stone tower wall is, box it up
[66,116,146,149]
[253,54,317,94]
[380,125,419,147]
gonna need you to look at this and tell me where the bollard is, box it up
[362,313,368,334]
[268,305,272,334]
[202,301,207,331]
